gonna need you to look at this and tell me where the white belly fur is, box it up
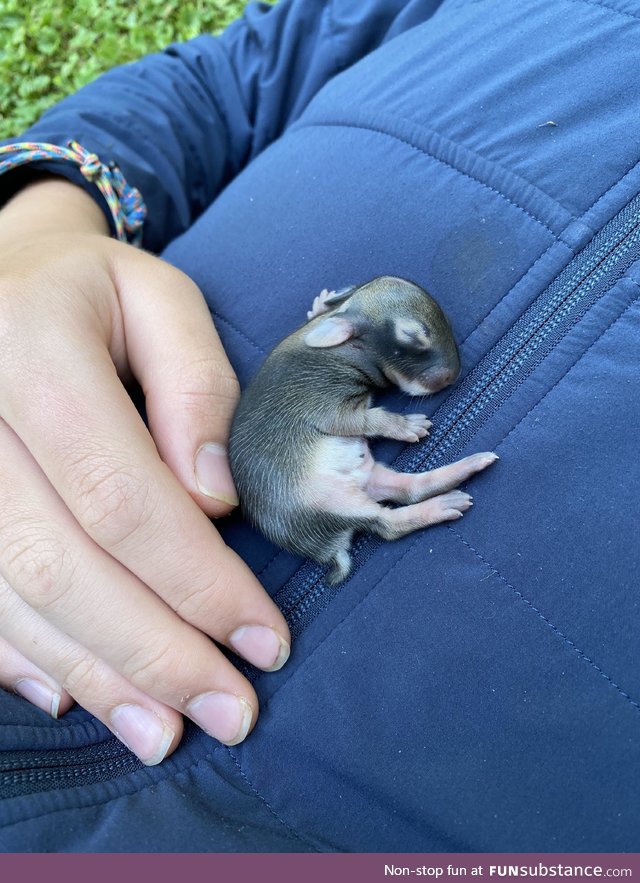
[304,436,380,517]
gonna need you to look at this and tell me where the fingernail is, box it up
[110,704,174,766]
[228,625,290,672]
[15,678,61,718]
[195,443,239,505]
[186,692,253,746]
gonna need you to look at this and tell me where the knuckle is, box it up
[1,525,74,611]
[173,570,236,629]
[173,582,217,625]
[61,650,107,697]
[122,641,184,695]
[172,355,240,418]
[68,452,157,549]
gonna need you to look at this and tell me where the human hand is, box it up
[0,179,290,764]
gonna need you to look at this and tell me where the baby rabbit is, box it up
[229,276,497,584]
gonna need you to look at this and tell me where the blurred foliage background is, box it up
[0,0,262,139]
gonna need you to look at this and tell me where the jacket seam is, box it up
[225,747,321,851]
[452,292,640,712]
[494,289,640,454]
[457,159,640,350]
[450,530,640,712]
[295,120,558,235]
[258,538,429,708]
[457,238,566,348]
[209,306,267,355]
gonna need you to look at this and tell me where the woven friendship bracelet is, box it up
[0,139,147,245]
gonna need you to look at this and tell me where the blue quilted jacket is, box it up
[1,0,639,853]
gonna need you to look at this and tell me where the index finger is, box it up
[0,303,290,675]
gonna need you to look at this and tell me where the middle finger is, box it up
[0,418,260,744]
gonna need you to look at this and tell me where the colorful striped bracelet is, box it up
[0,139,147,245]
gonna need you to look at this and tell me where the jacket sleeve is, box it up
[0,0,444,252]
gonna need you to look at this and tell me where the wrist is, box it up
[0,177,110,244]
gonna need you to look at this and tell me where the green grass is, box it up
[0,0,261,139]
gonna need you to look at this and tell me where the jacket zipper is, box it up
[0,739,142,800]
[274,190,640,639]
[3,193,640,798]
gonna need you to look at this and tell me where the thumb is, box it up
[112,248,241,518]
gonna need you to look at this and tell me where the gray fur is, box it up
[229,276,496,584]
